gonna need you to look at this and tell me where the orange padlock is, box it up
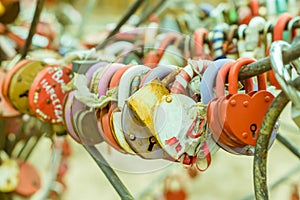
[144,32,181,68]
[219,58,274,146]
[163,175,187,200]
[208,61,247,148]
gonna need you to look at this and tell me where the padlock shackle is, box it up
[193,28,210,59]
[228,58,257,95]
[273,13,293,41]
[109,65,132,89]
[215,61,236,97]
[157,32,181,58]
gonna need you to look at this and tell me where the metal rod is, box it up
[85,146,134,200]
[276,133,300,159]
[253,76,300,200]
[136,0,167,27]
[241,164,300,200]
[24,134,43,161]
[238,42,300,80]
[21,0,45,59]
[95,0,146,50]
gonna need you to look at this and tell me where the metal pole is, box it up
[135,0,167,27]
[21,0,45,59]
[85,146,134,200]
[253,77,300,200]
[95,0,146,50]
[276,133,300,159]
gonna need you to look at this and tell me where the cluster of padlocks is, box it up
[0,0,300,199]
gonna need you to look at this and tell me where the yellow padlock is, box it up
[126,78,169,135]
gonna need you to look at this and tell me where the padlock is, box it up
[63,62,108,143]
[244,16,266,59]
[141,64,178,87]
[163,175,187,200]
[158,44,185,68]
[200,59,234,104]
[28,65,72,124]
[150,61,210,160]
[73,110,103,146]
[0,151,19,193]
[63,91,82,143]
[200,59,235,153]
[118,65,177,157]
[121,66,174,159]
[219,58,275,146]
[98,63,125,153]
[269,12,294,89]
[144,32,181,68]
[170,59,212,95]
[212,23,228,60]
[207,61,247,150]
[104,65,135,154]
[153,93,198,160]
[3,60,47,114]
[270,40,300,128]
[108,65,136,155]
[15,161,41,197]
[192,28,212,60]
[287,16,300,43]
[222,25,238,59]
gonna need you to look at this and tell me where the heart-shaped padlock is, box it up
[207,61,247,149]
[219,58,275,146]
[200,59,240,153]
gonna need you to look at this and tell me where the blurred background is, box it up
[3,0,300,199]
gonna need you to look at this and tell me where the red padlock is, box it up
[219,58,274,146]
[208,61,247,148]
[269,13,294,89]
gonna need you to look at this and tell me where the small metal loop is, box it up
[287,16,300,43]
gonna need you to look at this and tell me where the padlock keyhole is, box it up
[148,136,157,152]
[19,90,29,98]
[250,123,257,138]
